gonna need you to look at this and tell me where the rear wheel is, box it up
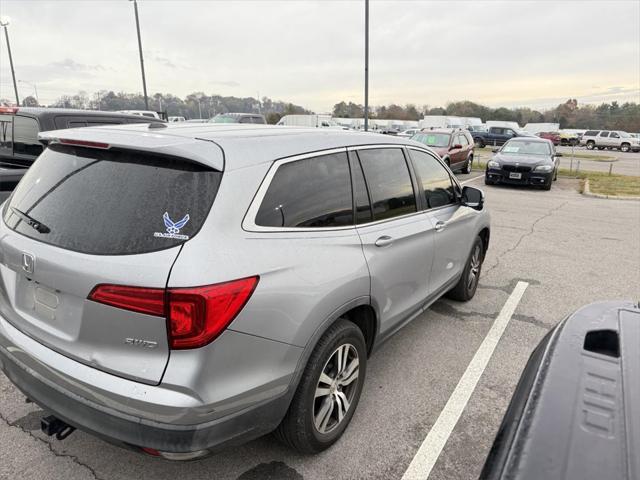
[447,236,484,301]
[621,143,630,152]
[463,156,473,174]
[597,146,605,150]
[275,319,367,453]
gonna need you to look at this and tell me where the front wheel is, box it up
[474,138,485,148]
[586,141,595,150]
[274,319,367,453]
[447,236,484,301]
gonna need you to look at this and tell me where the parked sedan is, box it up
[412,128,475,174]
[485,137,561,190]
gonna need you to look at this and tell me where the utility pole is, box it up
[131,0,149,110]
[1,18,20,106]
[364,0,369,132]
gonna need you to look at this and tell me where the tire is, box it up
[446,236,484,302]
[474,138,485,148]
[543,179,552,190]
[553,169,558,181]
[586,141,595,150]
[621,143,630,152]
[597,146,605,150]
[463,156,473,174]
[444,158,451,168]
[274,319,367,454]
[484,176,494,186]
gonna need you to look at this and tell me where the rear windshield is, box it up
[3,144,221,255]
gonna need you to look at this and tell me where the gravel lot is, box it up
[1,173,639,480]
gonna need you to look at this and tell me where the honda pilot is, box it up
[0,124,490,459]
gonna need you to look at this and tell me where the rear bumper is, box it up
[0,314,299,454]
[485,168,552,187]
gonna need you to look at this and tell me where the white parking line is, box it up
[401,281,529,480]
[461,174,484,184]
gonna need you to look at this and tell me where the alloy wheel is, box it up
[467,244,481,292]
[313,344,360,434]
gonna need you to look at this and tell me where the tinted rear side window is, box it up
[255,152,352,228]
[13,116,43,157]
[357,148,416,221]
[0,116,12,156]
[3,144,221,255]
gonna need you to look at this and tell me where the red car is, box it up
[411,128,475,174]
[536,131,560,145]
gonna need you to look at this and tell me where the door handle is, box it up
[374,236,394,247]
[435,221,446,232]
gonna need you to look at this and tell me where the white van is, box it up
[277,114,344,129]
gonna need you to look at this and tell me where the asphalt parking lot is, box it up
[1,173,639,480]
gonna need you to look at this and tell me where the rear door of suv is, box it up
[0,142,222,384]
[352,146,436,339]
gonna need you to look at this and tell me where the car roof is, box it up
[38,123,428,172]
[506,136,551,143]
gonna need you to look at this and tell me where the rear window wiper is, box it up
[10,207,51,234]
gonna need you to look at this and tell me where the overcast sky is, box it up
[1,0,639,112]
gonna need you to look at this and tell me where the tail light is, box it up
[88,276,259,350]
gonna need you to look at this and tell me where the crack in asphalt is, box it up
[483,201,570,278]
[0,409,105,480]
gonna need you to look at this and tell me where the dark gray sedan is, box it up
[485,137,561,190]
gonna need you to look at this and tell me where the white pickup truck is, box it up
[580,130,640,152]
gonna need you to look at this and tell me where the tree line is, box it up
[17,91,310,124]
[11,91,639,132]
[333,99,640,132]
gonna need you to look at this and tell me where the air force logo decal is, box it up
[154,212,190,240]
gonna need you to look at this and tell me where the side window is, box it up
[13,116,43,157]
[599,131,610,137]
[357,148,417,221]
[409,149,457,209]
[0,116,12,156]
[239,117,252,124]
[493,128,503,135]
[350,154,373,224]
[459,134,469,146]
[255,152,353,228]
[610,132,619,138]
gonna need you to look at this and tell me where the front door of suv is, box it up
[408,148,476,297]
[352,147,436,338]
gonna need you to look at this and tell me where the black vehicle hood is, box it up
[494,153,552,165]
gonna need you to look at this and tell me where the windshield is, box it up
[501,141,551,155]
[412,133,451,148]
[210,115,237,123]
[619,131,630,138]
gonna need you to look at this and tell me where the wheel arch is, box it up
[286,297,378,395]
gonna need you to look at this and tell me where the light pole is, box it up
[18,80,38,104]
[130,0,149,110]
[0,17,20,106]
[364,0,369,132]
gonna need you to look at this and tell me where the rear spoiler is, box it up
[38,127,224,171]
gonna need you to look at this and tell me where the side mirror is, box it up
[555,152,563,157]
[492,148,499,153]
[450,144,463,150]
[462,186,484,210]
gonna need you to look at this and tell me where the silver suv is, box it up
[580,130,640,152]
[0,124,490,458]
